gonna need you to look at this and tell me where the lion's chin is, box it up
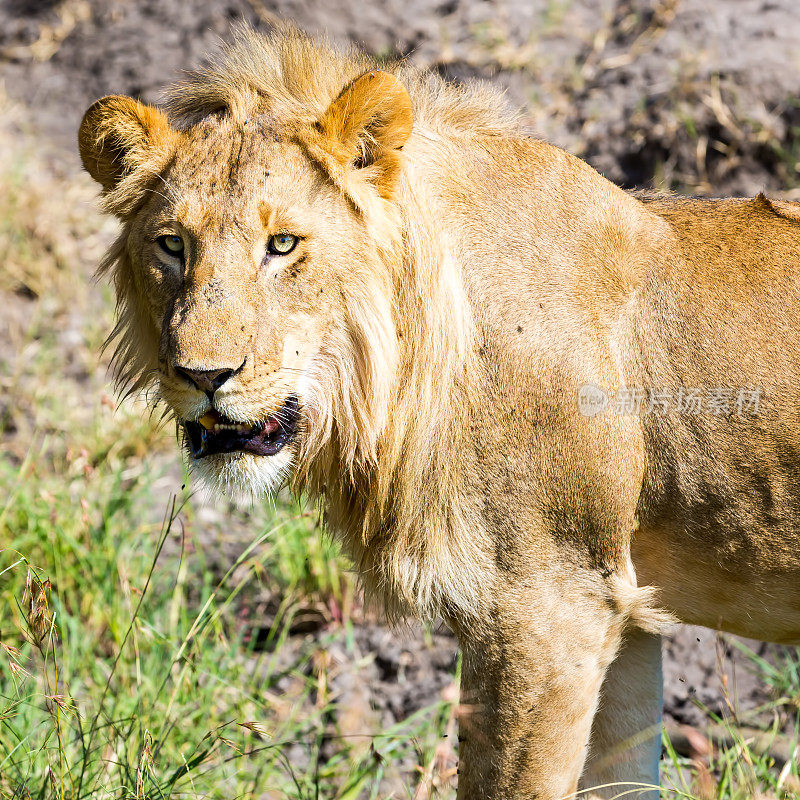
[188,447,295,504]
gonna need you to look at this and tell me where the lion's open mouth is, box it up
[184,395,299,458]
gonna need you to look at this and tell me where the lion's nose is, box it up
[174,364,241,395]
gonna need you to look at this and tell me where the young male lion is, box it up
[78,24,800,800]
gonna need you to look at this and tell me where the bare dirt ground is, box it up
[2,0,800,763]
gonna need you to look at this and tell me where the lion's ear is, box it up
[314,71,413,199]
[79,95,175,193]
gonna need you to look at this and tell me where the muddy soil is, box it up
[2,0,799,751]
[4,0,800,194]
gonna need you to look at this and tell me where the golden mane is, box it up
[163,24,521,139]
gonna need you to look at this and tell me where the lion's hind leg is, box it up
[579,628,662,799]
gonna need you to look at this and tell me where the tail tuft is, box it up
[608,574,678,633]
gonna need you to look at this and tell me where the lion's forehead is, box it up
[165,119,315,222]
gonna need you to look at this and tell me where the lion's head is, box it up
[78,30,420,500]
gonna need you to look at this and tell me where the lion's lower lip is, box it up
[184,395,299,458]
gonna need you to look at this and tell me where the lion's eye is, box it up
[158,235,185,256]
[267,234,298,255]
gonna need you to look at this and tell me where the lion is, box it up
[78,24,800,799]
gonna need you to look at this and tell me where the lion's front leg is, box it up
[453,575,626,800]
[580,629,662,799]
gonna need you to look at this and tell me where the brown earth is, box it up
[4,0,800,195]
[2,0,799,760]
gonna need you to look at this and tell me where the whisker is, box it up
[141,189,175,207]
[139,166,182,204]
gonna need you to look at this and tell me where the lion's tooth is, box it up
[198,413,217,430]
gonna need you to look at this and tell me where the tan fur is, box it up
[79,25,800,799]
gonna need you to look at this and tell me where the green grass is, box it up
[0,447,457,799]
[660,636,800,800]
[662,721,800,799]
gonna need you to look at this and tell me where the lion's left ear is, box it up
[309,71,413,200]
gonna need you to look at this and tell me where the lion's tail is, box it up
[608,574,678,634]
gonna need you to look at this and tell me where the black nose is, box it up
[174,365,236,395]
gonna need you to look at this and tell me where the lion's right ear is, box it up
[79,95,175,194]
[302,71,413,203]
